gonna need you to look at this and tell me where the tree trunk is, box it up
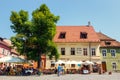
[37,51,42,69]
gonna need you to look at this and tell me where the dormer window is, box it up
[80,32,87,39]
[105,41,111,45]
[59,32,66,39]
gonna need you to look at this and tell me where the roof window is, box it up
[59,32,66,39]
[80,32,87,39]
[105,41,111,45]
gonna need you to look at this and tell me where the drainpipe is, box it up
[89,42,91,61]
[89,42,92,72]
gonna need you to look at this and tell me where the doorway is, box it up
[102,61,107,72]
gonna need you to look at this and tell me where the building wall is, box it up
[57,42,100,60]
[0,43,11,57]
[100,47,120,71]
[46,42,101,69]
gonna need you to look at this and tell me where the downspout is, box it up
[89,42,93,72]
[89,42,91,61]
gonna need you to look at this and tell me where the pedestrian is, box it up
[98,66,101,74]
[54,67,57,74]
[64,66,66,74]
[57,64,61,76]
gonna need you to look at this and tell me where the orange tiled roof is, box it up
[3,39,12,46]
[97,32,115,41]
[97,32,120,47]
[0,40,10,47]
[54,26,100,42]
[100,41,120,47]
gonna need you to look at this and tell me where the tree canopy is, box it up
[10,4,60,68]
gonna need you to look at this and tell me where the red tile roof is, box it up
[97,32,115,41]
[3,39,12,46]
[0,40,10,47]
[54,26,100,42]
[97,32,120,47]
[100,41,120,47]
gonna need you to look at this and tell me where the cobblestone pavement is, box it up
[0,73,120,80]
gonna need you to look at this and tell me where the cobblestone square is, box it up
[0,73,120,80]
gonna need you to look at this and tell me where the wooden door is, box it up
[102,61,107,72]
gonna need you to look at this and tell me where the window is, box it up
[80,32,87,39]
[71,48,75,55]
[4,50,7,55]
[71,64,75,67]
[77,48,82,54]
[112,63,116,70]
[61,63,65,66]
[51,61,55,67]
[105,41,111,45]
[61,48,65,55]
[59,32,66,39]
[51,64,55,67]
[91,48,96,56]
[83,48,87,56]
[2,49,5,54]
[102,49,107,57]
[7,51,10,55]
[110,49,116,57]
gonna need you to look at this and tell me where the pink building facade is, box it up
[0,38,11,57]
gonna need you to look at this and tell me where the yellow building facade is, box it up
[46,26,101,70]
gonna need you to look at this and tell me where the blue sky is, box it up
[0,0,120,41]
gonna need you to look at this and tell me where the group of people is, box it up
[0,65,41,76]
[57,64,66,76]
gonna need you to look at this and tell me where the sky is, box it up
[0,0,120,41]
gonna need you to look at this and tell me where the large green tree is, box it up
[10,4,60,69]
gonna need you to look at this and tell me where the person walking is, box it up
[54,67,57,74]
[57,64,61,76]
[63,66,66,74]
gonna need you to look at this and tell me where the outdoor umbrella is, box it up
[85,61,94,64]
[0,56,26,63]
[55,60,66,64]
[69,60,78,64]
[81,61,94,65]
[65,61,71,64]
[77,61,83,64]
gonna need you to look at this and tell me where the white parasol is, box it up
[0,56,26,63]
[55,60,66,64]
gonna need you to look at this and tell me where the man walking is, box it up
[57,64,61,76]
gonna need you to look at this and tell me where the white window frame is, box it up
[101,49,107,57]
[112,62,117,70]
[7,50,10,55]
[91,48,96,56]
[2,48,5,54]
[110,49,116,57]
[76,48,82,54]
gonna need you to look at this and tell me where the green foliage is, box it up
[47,42,60,60]
[10,4,60,64]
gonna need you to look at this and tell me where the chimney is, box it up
[0,37,3,41]
[87,21,91,27]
